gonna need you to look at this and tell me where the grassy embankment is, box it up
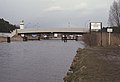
[64,32,120,82]
[64,47,120,82]
[0,36,7,42]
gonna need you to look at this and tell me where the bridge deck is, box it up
[17,28,89,34]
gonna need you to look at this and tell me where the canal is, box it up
[0,40,84,82]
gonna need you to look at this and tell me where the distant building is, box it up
[20,20,24,29]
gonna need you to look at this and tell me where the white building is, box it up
[20,20,24,29]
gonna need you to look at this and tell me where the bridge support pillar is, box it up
[23,36,28,41]
[61,34,67,42]
[64,36,67,42]
[39,34,41,40]
[38,36,40,40]
[7,37,11,43]
[38,35,41,40]
[75,36,78,41]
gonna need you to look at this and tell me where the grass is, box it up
[64,47,120,82]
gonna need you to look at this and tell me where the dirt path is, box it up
[64,47,120,82]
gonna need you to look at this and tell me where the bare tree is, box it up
[108,0,120,27]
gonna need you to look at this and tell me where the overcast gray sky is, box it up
[0,0,113,28]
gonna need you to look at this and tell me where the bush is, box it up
[82,32,99,47]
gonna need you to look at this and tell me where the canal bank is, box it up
[64,46,120,82]
[0,35,23,42]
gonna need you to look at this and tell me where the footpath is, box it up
[64,47,120,82]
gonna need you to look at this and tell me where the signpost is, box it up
[90,22,102,46]
[107,28,113,45]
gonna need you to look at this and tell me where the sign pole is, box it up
[89,22,91,47]
[107,28,113,46]
[109,32,111,45]
[101,22,102,46]
[90,22,102,46]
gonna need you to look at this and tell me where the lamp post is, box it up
[85,20,90,30]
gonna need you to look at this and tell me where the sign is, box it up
[90,22,102,30]
[107,28,113,45]
[107,28,113,33]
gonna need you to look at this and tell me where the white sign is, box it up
[107,28,113,33]
[90,22,102,30]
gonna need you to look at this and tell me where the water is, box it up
[0,40,84,82]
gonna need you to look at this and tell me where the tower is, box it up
[20,20,24,29]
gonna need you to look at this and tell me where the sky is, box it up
[0,0,113,28]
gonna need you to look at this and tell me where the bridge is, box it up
[17,28,89,34]
[0,27,89,43]
[17,28,89,42]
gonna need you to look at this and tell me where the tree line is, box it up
[0,18,19,33]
